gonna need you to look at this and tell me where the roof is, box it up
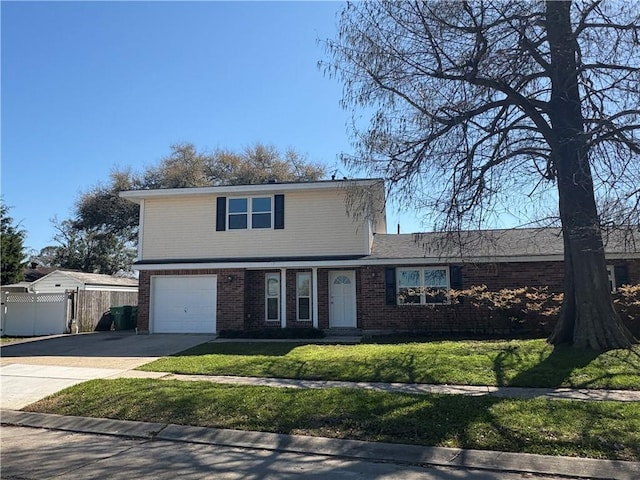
[130,227,640,271]
[135,255,368,266]
[24,266,57,282]
[120,178,384,203]
[370,227,640,261]
[33,270,138,288]
[1,282,32,292]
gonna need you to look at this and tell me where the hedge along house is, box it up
[120,179,640,335]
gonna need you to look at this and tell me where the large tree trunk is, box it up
[545,1,635,350]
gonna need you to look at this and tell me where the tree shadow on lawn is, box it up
[252,351,426,384]
[146,383,637,461]
[493,343,640,389]
[256,387,638,461]
[171,342,303,357]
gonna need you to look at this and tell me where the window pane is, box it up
[398,288,421,304]
[398,270,420,287]
[424,269,448,287]
[297,274,310,296]
[267,276,280,296]
[252,212,271,229]
[334,275,351,285]
[229,198,247,214]
[229,214,247,229]
[425,290,447,303]
[252,197,271,213]
[298,298,310,320]
[267,298,279,320]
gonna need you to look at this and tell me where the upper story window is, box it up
[228,196,272,230]
[251,197,272,228]
[216,194,284,232]
[228,198,248,229]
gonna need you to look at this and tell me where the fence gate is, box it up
[1,291,71,337]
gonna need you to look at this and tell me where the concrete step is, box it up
[324,328,362,337]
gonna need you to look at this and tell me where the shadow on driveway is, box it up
[0,332,215,363]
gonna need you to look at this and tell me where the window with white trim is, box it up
[397,267,450,304]
[265,273,280,321]
[251,197,272,229]
[228,196,272,229]
[297,272,311,321]
[606,265,616,292]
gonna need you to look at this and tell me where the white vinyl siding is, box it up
[141,189,369,260]
[29,273,82,293]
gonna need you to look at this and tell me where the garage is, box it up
[151,275,217,333]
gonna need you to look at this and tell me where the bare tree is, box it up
[324,0,639,349]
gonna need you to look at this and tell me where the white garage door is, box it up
[151,275,217,333]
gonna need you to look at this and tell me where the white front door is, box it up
[329,270,357,328]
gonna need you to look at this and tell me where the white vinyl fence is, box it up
[1,291,71,336]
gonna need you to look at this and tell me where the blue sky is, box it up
[2,1,423,254]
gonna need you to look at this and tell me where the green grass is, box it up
[0,337,22,343]
[137,339,640,390]
[26,378,640,461]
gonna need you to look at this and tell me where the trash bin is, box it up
[130,306,138,330]
[111,306,133,330]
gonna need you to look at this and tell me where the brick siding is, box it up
[358,259,640,334]
[137,258,639,335]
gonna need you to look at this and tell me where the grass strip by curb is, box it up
[25,378,640,461]
[137,339,640,390]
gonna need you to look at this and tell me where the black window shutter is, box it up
[614,265,629,288]
[216,197,226,231]
[450,265,463,290]
[274,194,285,229]
[450,265,464,305]
[384,267,396,305]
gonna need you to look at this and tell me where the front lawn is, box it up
[25,378,640,461]
[138,339,640,390]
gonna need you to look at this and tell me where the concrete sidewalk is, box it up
[2,410,638,480]
[122,370,640,402]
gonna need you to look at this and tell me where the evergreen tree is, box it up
[1,202,27,285]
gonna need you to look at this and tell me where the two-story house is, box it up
[121,178,639,335]
[121,179,387,334]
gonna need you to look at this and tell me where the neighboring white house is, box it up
[1,270,138,336]
[28,270,138,294]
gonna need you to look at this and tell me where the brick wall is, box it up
[357,259,640,334]
[137,258,639,335]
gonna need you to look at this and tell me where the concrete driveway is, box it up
[0,332,215,409]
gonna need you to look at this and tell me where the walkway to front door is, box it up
[329,270,357,328]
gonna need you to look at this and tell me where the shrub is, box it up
[613,284,640,337]
[218,327,325,339]
[410,284,638,337]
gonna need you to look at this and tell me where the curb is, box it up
[2,410,637,480]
